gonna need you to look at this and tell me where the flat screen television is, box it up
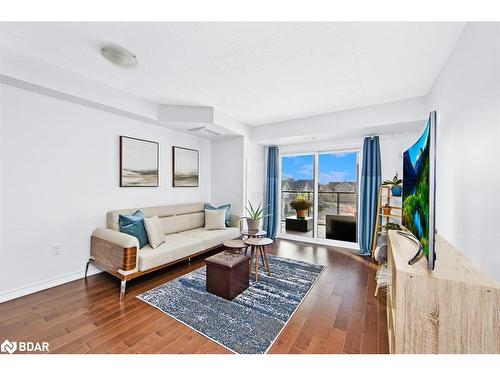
[401,111,437,270]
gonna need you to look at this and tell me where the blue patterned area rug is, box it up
[137,254,325,354]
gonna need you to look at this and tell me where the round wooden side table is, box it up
[222,239,249,254]
[244,237,273,282]
[240,229,266,239]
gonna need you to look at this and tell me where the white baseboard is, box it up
[0,265,102,304]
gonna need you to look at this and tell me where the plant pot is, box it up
[295,209,308,219]
[246,218,261,232]
[391,185,402,197]
[382,207,392,215]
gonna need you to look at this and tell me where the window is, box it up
[280,150,359,243]
[281,154,315,238]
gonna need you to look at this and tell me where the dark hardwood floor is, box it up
[0,239,388,354]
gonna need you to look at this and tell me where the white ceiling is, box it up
[0,22,465,125]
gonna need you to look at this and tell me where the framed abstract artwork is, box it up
[172,146,199,187]
[120,136,159,187]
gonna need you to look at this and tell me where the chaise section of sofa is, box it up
[87,202,240,302]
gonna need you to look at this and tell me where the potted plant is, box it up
[382,203,392,215]
[384,222,401,231]
[290,193,313,219]
[383,172,402,196]
[243,201,269,232]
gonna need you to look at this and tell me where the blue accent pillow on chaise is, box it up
[118,210,149,248]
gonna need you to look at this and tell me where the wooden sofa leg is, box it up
[120,280,127,303]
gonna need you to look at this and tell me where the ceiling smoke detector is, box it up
[100,44,138,68]
[188,126,222,137]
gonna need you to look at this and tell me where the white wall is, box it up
[210,136,245,216]
[244,139,265,210]
[429,23,500,281]
[0,83,211,300]
[210,136,265,222]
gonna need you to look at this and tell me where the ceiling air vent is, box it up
[188,126,222,137]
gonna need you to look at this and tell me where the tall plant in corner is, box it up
[243,201,270,232]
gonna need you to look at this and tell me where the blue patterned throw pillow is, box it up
[118,210,148,248]
[204,203,231,227]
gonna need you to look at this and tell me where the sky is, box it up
[282,152,358,185]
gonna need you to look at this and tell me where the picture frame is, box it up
[172,146,199,187]
[120,136,159,187]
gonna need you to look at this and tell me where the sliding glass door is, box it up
[317,151,358,242]
[280,154,315,238]
[280,150,359,245]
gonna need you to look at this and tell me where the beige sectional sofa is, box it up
[86,202,240,302]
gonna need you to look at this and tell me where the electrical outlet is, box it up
[51,244,62,256]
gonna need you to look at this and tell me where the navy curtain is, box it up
[358,136,381,256]
[263,146,279,239]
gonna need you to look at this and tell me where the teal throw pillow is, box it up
[118,210,148,248]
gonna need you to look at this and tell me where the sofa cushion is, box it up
[107,203,205,231]
[118,210,148,248]
[204,203,231,226]
[204,209,226,230]
[143,215,165,249]
[183,227,240,249]
[138,234,204,271]
[160,212,204,235]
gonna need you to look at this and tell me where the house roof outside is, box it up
[320,181,357,193]
[282,179,314,192]
[282,179,357,193]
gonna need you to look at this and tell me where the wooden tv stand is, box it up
[386,230,500,353]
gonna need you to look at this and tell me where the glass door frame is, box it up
[278,151,317,239]
[277,147,361,250]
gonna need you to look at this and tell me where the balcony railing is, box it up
[281,190,357,226]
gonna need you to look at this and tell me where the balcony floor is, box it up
[280,222,326,238]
